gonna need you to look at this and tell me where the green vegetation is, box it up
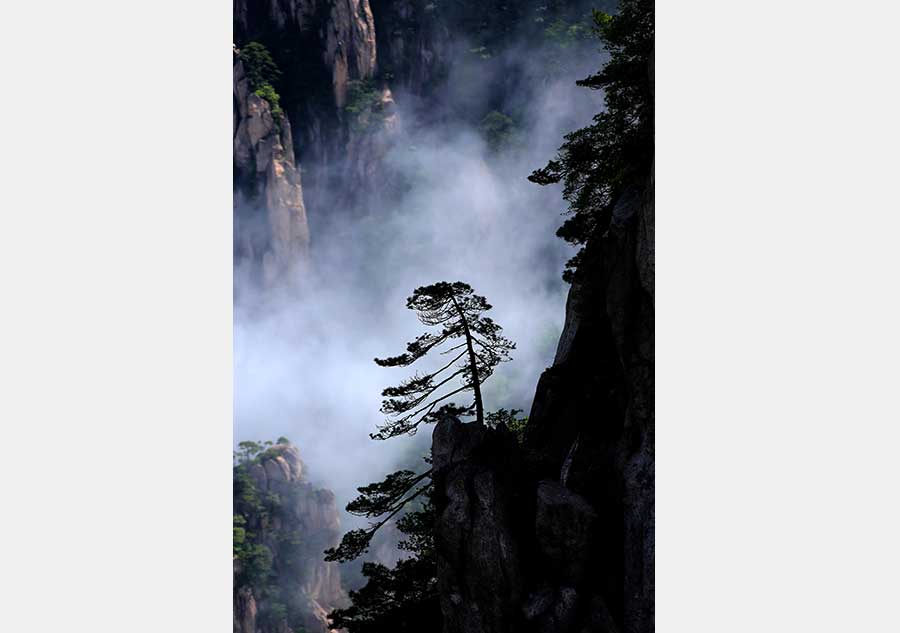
[239,42,282,92]
[479,111,520,153]
[254,83,284,121]
[485,407,528,445]
[233,437,312,633]
[542,16,592,48]
[239,42,285,128]
[529,0,655,281]
[325,282,516,631]
[234,439,289,467]
[328,489,440,633]
[344,79,386,132]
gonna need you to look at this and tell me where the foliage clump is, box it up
[479,111,520,153]
[371,281,515,439]
[529,0,654,281]
[233,437,312,633]
[344,79,386,132]
[329,492,440,633]
[239,42,282,92]
[542,16,592,48]
[324,282,517,631]
[254,83,284,121]
[240,42,285,127]
[485,407,528,445]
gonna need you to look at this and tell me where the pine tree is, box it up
[371,281,515,440]
[326,281,514,563]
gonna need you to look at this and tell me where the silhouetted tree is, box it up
[326,281,513,563]
[327,474,440,633]
[371,281,515,440]
[529,0,654,281]
[324,462,433,563]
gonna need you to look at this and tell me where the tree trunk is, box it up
[451,296,484,424]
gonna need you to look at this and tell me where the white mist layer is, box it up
[234,44,605,523]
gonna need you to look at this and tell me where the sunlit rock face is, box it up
[233,0,400,261]
[233,0,377,109]
[324,0,378,107]
[234,53,310,289]
[233,443,346,633]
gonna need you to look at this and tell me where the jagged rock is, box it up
[535,481,598,585]
[524,587,555,621]
[524,164,655,633]
[234,0,377,109]
[432,155,654,633]
[233,53,310,288]
[432,417,524,633]
[371,0,451,95]
[233,443,346,633]
[583,595,620,633]
[234,586,257,633]
[540,587,578,633]
[326,0,377,107]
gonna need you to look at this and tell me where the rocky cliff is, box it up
[233,0,393,235]
[431,162,654,633]
[233,0,377,109]
[233,442,347,633]
[234,50,310,288]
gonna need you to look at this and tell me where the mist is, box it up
[234,32,606,525]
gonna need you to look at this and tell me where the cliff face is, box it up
[233,0,377,109]
[370,0,450,96]
[233,443,347,633]
[234,52,310,288]
[431,164,654,633]
[234,0,406,280]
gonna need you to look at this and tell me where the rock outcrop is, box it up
[325,0,378,107]
[234,51,310,288]
[233,443,347,633]
[432,417,525,633]
[233,0,377,110]
[233,0,401,248]
[370,0,450,96]
[431,162,654,633]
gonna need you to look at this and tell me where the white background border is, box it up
[1,0,899,630]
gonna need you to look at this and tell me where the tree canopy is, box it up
[529,0,654,281]
[371,281,515,440]
[239,41,282,92]
[328,491,440,633]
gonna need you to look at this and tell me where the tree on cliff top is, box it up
[239,41,282,92]
[370,281,515,440]
[325,281,513,563]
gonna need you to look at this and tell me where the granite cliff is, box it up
[234,49,310,288]
[233,442,347,633]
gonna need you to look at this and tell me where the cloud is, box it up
[234,31,605,525]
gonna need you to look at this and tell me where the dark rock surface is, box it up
[431,163,654,633]
[432,417,525,633]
